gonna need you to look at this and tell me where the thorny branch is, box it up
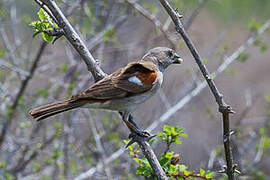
[34,0,167,179]
[156,0,269,179]
[158,0,235,179]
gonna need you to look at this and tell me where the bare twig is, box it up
[125,0,176,48]
[84,110,113,179]
[0,59,30,77]
[0,41,47,147]
[87,15,127,50]
[183,0,208,30]
[9,134,55,174]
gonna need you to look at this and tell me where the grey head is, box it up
[141,47,183,72]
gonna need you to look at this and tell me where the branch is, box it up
[0,41,47,147]
[9,134,55,174]
[84,110,113,179]
[34,1,167,179]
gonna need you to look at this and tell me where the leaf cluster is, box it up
[125,125,215,180]
[30,9,57,42]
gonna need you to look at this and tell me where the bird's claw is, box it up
[135,130,151,137]
[126,132,156,148]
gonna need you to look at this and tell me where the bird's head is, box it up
[141,47,183,72]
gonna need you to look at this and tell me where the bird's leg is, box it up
[121,111,150,137]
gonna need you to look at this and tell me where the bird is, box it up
[29,47,183,137]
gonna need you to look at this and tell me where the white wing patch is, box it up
[128,76,143,86]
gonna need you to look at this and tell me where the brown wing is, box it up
[71,62,158,101]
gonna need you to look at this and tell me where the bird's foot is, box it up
[130,129,151,138]
[126,131,156,148]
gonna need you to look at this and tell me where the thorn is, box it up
[175,26,181,33]
[218,165,227,173]
[95,59,101,66]
[147,134,156,141]
[227,105,235,114]
[126,139,136,148]
[223,134,228,143]
[174,8,183,18]
[126,132,156,148]
[52,34,62,44]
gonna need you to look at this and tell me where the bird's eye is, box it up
[167,51,173,57]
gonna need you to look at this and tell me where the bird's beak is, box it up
[173,53,183,64]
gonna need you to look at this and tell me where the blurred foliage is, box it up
[169,0,270,25]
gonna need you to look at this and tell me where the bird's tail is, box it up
[29,99,86,121]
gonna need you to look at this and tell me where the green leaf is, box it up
[180,133,188,138]
[200,168,205,176]
[36,88,49,98]
[205,170,215,178]
[0,161,6,168]
[184,170,191,176]
[159,157,170,167]
[70,159,78,174]
[42,32,53,42]
[179,164,187,172]
[32,162,41,173]
[149,137,155,145]
[3,173,15,180]
[51,148,63,160]
[38,8,47,22]
[174,140,182,144]
[202,58,209,64]
[260,43,268,52]
[237,52,249,63]
[58,64,69,73]
[0,48,5,58]
[104,28,116,44]
[168,164,177,174]
[265,94,270,103]
[177,177,184,180]
[163,125,172,134]
[42,175,52,180]
[133,157,141,164]
[165,152,174,159]
[248,18,262,33]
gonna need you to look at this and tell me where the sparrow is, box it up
[29,47,183,137]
